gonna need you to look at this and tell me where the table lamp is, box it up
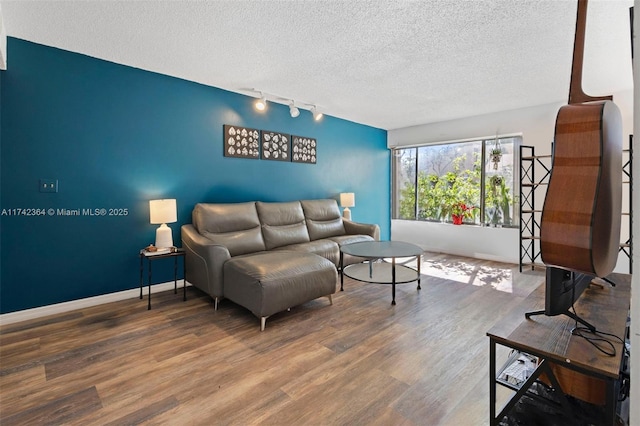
[149,199,177,248]
[340,193,355,220]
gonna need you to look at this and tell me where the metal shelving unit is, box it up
[519,145,551,272]
[620,136,633,273]
[519,137,633,274]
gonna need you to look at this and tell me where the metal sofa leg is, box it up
[214,297,219,311]
[328,294,333,305]
[260,316,267,331]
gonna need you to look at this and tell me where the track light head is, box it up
[311,106,323,121]
[254,93,267,111]
[289,102,300,118]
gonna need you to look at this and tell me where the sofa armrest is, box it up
[343,220,380,241]
[181,224,230,299]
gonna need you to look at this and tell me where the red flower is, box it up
[452,203,477,218]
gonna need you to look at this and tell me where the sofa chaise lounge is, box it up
[181,199,380,330]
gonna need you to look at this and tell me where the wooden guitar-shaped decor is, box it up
[540,0,623,277]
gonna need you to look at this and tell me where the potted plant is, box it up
[490,148,502,170]
[451,203,476,225]
[490,175,503,187]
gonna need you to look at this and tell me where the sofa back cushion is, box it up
[192,202,266,256]
[256,201,311,250]
[301,199,346,240]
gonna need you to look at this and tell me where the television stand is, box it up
[525,309,596,333]
[488,273,630,426]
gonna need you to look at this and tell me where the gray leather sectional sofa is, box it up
[181,199,380,330]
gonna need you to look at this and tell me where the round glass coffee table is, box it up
[339,241,422,305]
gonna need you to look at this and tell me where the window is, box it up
[392,136,520,227]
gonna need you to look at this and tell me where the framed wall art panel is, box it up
[223,125,260,159]
[291,135,317,164]
[261,131,290,161]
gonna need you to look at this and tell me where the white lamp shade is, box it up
[340,193,355,208]
[149,199,177,224]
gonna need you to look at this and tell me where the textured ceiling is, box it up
[1,0,634,130]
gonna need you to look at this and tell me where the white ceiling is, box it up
[1,0,634,130]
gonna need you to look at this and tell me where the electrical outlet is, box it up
[39,179,58,193]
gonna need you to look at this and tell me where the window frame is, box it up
[391,136,521,228]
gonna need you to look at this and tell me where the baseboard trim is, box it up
[0,280,189,326]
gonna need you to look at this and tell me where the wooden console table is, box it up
[487,273,630,425]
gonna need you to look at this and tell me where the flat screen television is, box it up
[525,266,596,332]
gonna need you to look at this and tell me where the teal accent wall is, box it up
[0,38,390,314]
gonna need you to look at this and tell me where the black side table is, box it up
[139,248,186,310]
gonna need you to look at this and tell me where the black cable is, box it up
[567,274,620,356]
[570,325,617,357]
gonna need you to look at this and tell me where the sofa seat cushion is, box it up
[327,234,376,267]
[223,251,337,318]
[273,239,340,266]
[327,234,374,247]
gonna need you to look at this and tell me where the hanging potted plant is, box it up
[444,171,457,188]
[490,175,503,188]
[490,136,503,170]
[490,147,502,170]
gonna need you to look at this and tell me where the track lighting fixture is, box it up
[311,106,323,121]
[249,89,322,121]
[289,102,300,118]
[254,93,267,111]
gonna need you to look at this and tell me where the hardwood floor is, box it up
[0,253,544,425]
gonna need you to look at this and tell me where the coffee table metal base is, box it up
[339,241,423,305]
[341,257,421,305]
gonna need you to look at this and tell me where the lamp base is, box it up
[155,223,174,248]
[342,208,352,221]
